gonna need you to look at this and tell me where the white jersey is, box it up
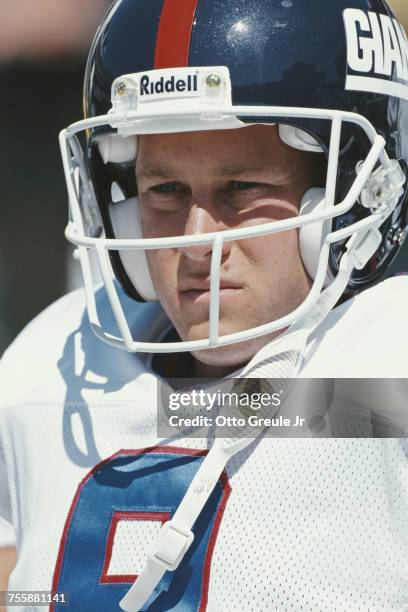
[1,277,408,612]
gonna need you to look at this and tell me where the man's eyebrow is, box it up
[136,166,177,180]
[137,162,272,180]
[213,162,271,177]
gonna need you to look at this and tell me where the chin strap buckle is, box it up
[149,521,194,571]
[347,227,382,270]
[119,521,194,611]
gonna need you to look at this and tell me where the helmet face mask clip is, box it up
[60,0,408,354]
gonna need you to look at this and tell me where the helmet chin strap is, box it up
[119,227,379,611]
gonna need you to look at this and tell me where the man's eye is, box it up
[150,182,182,194]
[230,181,263,192]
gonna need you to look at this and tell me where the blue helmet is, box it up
[60,0,408,352]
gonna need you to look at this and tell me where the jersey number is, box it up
[51,447,231,611]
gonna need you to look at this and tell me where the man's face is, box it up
[136,125,325,370]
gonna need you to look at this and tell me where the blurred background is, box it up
[0,0,110,355]
[0,0,407,356]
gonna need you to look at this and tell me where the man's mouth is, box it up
[179,281,243,305]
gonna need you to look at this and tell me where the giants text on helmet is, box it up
[344,8,408,99]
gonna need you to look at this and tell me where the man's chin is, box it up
[174,318,284,375]
[189,333,282,375]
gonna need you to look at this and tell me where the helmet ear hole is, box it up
[299,187,333,284]
[109,194,158,301]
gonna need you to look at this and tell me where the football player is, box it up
[1,0,408,610]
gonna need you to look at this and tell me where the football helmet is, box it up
[60,0,408,353]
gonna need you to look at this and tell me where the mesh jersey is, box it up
[0,277,408,611]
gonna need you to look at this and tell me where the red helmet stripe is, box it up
[154,0,199,69]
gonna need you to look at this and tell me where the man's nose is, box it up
[179,202,231,262]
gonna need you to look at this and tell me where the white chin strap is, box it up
[119,242,361,612]
[109,187,328,301]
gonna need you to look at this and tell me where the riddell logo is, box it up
[140,73,198,96]
[343,8,408,100]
